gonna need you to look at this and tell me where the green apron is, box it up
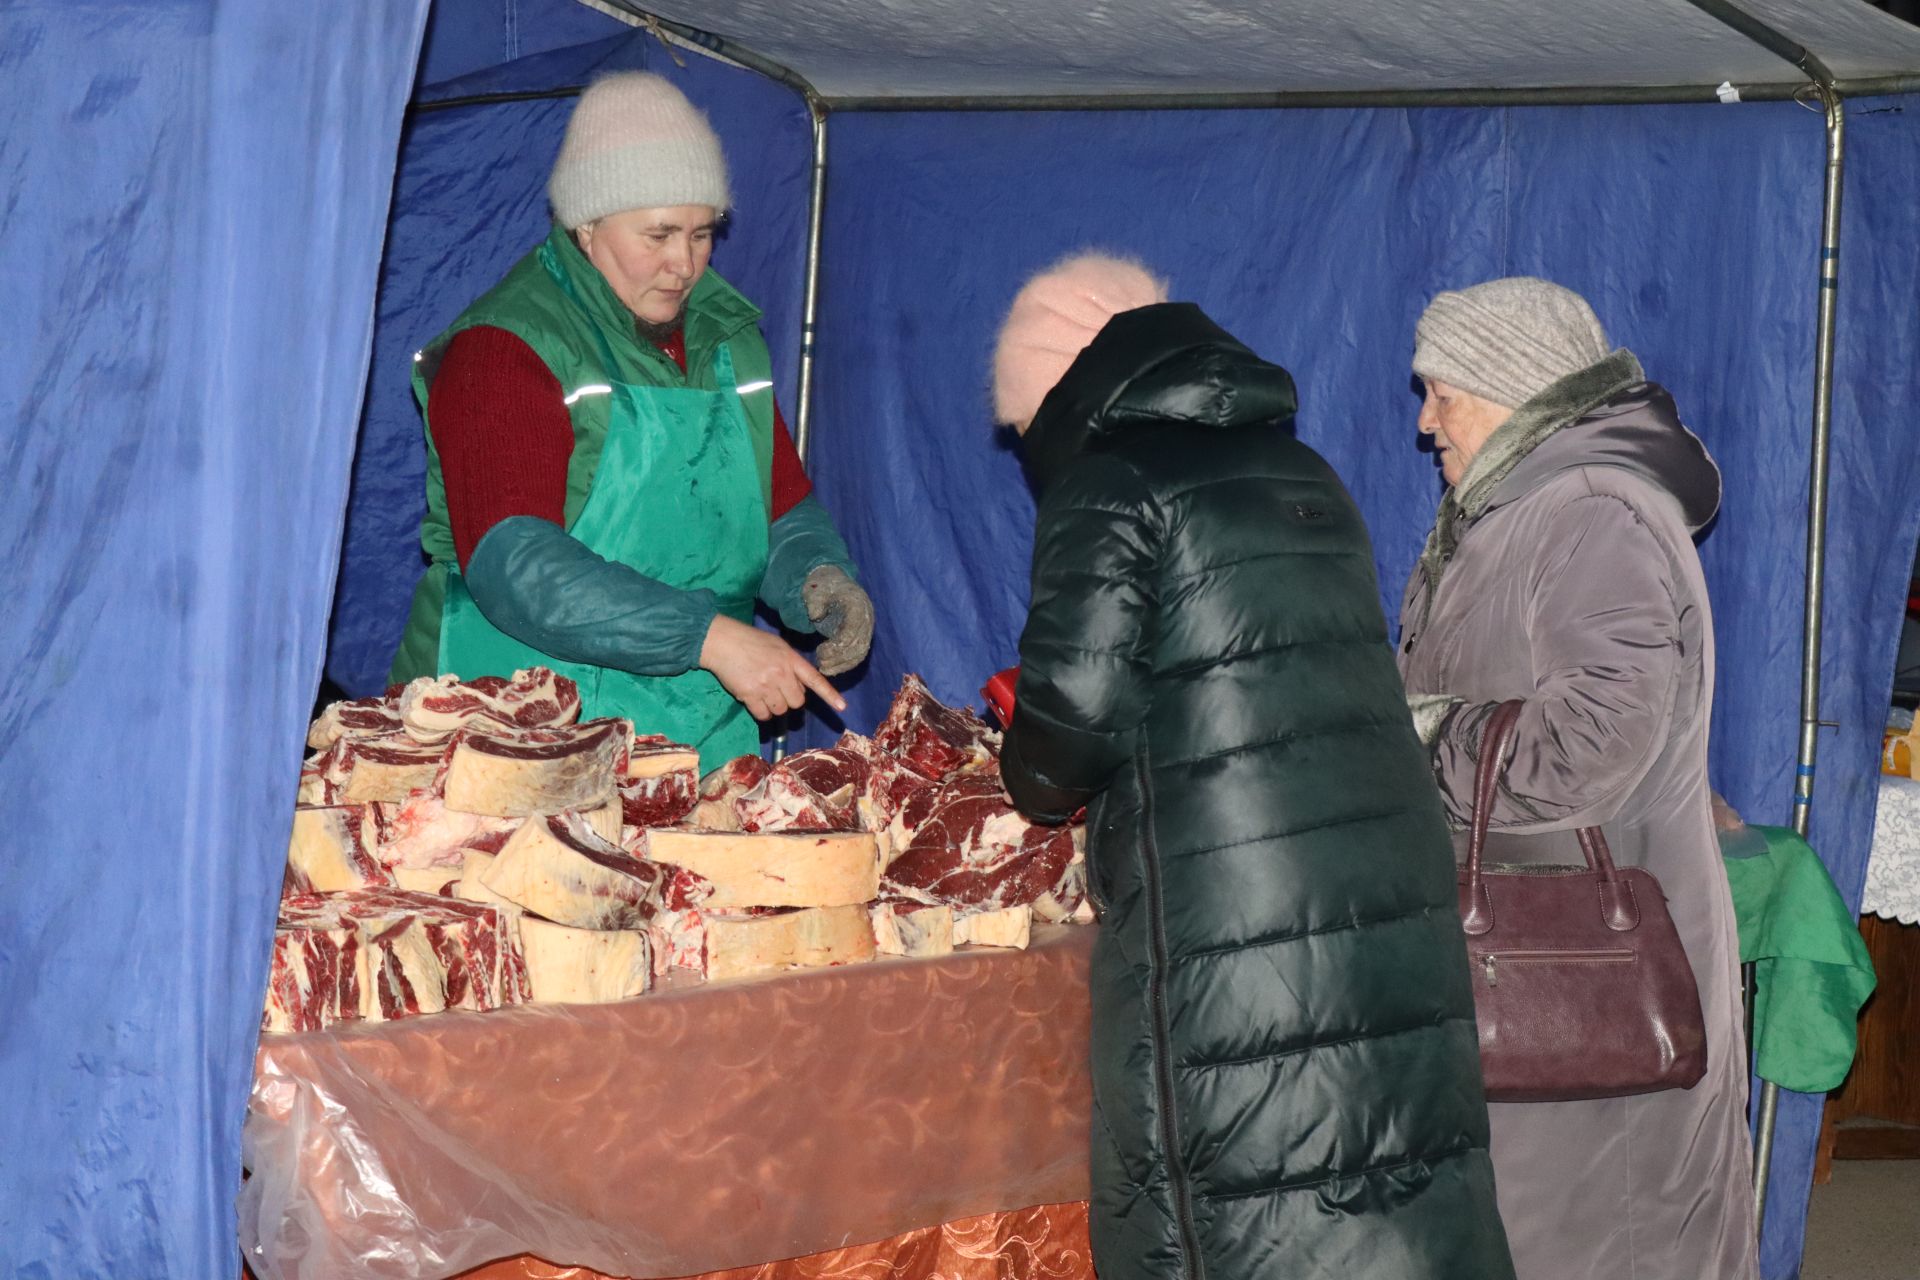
[438,334,769,773]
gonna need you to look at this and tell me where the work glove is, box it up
[803,565,873,677]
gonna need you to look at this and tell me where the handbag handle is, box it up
[1461,700,1638,935]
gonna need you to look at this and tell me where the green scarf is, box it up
[1410,349,1645,638]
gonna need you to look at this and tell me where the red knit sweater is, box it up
[430,325,815,570]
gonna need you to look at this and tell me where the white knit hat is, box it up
[549,73,731,229]
[1412,277,1612,409]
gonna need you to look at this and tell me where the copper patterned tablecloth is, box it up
[240,925,1095,1280]
[453,1202,1093,1280]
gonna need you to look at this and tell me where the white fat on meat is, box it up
[305,732,451,806]
[689,755,770,832]
[871,901,954,958]
[636,828,881,910]
[702,904,876,981]
[441,719,628,817]
[396,667,581,741]
[263,889,528,1032]
[518,917,652,1003]
[482,810,666,930]
[390,866,460,895]
[286,806,393,894]
[372,792,521,871]
[627,737,699,779]
[955,904,1033,950]
[452,850,521,912]
[305,695,403,750]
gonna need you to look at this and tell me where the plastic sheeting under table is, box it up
[240,924,1095,1280]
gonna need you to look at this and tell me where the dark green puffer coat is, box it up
[1001,304,1513,1280]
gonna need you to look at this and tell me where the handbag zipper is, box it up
[1482,949,1634,987]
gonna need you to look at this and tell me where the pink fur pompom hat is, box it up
[992,253,1169,430]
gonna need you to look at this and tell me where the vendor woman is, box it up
[391,73,871,769]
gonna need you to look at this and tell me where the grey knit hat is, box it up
[548,73,731,229]
[1412,277,1612,408]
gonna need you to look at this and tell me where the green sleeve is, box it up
[466,516,719,676]
[1002,457,1162,824]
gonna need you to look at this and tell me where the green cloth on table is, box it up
[1722,824,1877,1093]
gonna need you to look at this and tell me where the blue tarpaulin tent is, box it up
[8,0,1920,1275]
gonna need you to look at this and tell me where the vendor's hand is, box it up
[802,565,874,677]
[700,615,847,720]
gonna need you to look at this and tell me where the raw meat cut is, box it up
[518,917,652,1003]
[618,744,700,831]
[345,888,532,1012]
[648,906,710,976]
[1031,849,1093,924]
[872,674,1001,781]
[301,731,452,806]
[954,904,1032,950]
[702,904,877,981]
[396,667,581,741]
[263,889,528,1033]
[735,745,869,832]
[452,851,520,913]
[871,901,954,958]
[690,755,770,831]
[840,734,936,840]
[882,773,1078,911]
[636,828,881,909]
[263,908,360,1033]
[482,810,667,930]
[285,806,392,894]
[390,866,461,895]
[627,736,699,779]
[647,904,793,977]
[305,690,404,750]
[441,719,627,817]
[369,793,520,872]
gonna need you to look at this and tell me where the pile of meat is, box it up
[266,669,1089,1035]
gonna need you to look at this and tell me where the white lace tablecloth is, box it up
[1865,774,1920,924]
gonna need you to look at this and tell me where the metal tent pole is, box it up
[1763,75,1846,1236]
[794,101,829,463]
[1679,0,1848,1244]
[768,97,831,757]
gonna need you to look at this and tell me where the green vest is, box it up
[390,223,777,685]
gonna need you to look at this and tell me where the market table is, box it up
[240,925,1096,1280]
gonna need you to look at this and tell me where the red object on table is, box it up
[981,666,1019,728]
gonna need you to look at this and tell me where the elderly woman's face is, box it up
[575,205,718,326]
[1418,378,1512,486]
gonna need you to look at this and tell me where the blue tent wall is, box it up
[800,100,1920,1277]
[0,1,428,1275]
[416,0,630,85]
[324,28,812,696]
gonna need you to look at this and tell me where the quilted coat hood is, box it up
[1021,301,1299,489]
[1489,380,1722,533]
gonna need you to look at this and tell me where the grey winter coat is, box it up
[1003,303,1514,1280]
[1398,351,1759,1280]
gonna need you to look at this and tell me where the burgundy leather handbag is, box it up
[1460,700,1708,1102]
